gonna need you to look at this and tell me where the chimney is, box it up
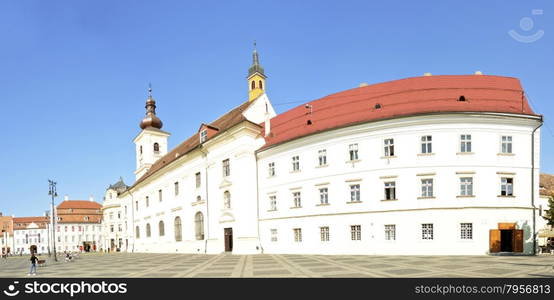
[89,195,94,202]
[359,82,369,87]
[64,195,69,201]
[264,115,271,137]
[423,72,432,76]
[474,71,483,75]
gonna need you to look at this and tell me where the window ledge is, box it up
[417,196,436,200]
[266,176,276,179]
[346,159,361,163]
[457,152,474,155]
[316,203,330,207]
[191,200,205,206]
[381,199,398,202]
[289,170,301,174]
[381,156,397,159]
[497,195,516,198]
[417,153,435,156]
[290,206,302,209]
[267,209,277,212]
[497,153,515,156]
[346,201,362,204]
[456,195,475,198]
[316,164,329,168]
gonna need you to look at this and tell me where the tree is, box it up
[543,193,554,227]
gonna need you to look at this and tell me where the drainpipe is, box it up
[255,152,264,254]
[531,119,543,255]
[200,146,210,254]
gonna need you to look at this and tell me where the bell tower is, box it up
[133,85,170,180]
[247,42,267,101]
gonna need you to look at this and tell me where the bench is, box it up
[37,260,46,267]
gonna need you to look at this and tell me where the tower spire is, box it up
[247,42,267,101]
[140,83,163,130]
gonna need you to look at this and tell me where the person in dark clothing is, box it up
[29,254,38,276]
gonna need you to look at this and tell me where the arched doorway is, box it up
[30,245,37,254]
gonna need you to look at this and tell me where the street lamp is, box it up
[48,180,58,262]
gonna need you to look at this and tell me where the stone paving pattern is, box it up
[0,253,553,278]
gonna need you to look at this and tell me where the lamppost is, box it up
[45,210,51,257]
[48,180,58,262]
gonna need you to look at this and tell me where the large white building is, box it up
[103,50,545,255]
[12,217,50,255]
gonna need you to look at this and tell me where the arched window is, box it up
[196,195,201,202]
[195,212,204,240]
[140,145,143,154]
[251,80,255,90]
[223,191,231,209]
[153,143,160,153]
[146,223,151,238]
[259,80,263,90]
[174,217,182,242]
[135,226,140,239]
[159,221,165,237]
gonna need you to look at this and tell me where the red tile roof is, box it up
[132,100,259,188]
[13,217,48,223]
[261,75,539,150]
[57,201,102,210]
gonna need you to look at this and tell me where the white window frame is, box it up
[319,188,329,204]
[460,223,473,240]
[222,159,230,177]
[348,144,359,161]
[421,179,434,198]
[200,129,208,143]
[292,156,300,171]
[293,228,302,242]
[268,162,275,177]
[293,191,302,208]
[318,149,327,166]
[271,229,278,242]
[269,195,277,211]
[350,184,361,202]
[385,224,396,241]
[384,181,396,200]
[350,225,361,241]
[460,177,473,196]
[460,134,472,153]
[501,135,513,154]
[320,226,330,242]
[501,177,514,196]
[421,135,432,154]
[384,138,394,157]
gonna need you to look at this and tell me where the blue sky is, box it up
[0,0,552,217]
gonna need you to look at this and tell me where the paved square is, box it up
[0,253,552,278]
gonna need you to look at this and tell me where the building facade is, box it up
[103,50,543,255]
[55,199,103,252]
[13,217,50,255]
[102,178,131,252]
[0,214,14,255]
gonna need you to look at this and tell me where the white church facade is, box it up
[102,49,544,255]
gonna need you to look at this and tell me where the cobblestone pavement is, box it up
[1,253,553,278]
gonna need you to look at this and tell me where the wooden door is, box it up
[224,228,233,252]
[513,229,524,253]
[489,229,501,253]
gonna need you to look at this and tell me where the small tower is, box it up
[133,85,170,180]
[247,42,267,101]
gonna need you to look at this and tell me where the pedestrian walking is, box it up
[28,253,38,276]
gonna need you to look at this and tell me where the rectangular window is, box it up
[460,134,472,152]
[174,182,179,196]
[195,172,201,188]
[422,223,434,240]
[501,177,514,196]
[384,181,396,200]
[271,229,278,242]
[421,135,432,153]
[136,201,138,211]
[460,223,473,240]
[460,177,473,196]
[319,188,329,204]
[421,179,434,197]
[222,159,230,177]
[384,138,394,157]
[385,224,396,241]
[293,191,302,208]
[349,144,359,161]
[110,225,114,233]
[158,189,162,202]
[350,184,361,202]
[293,228,302,242]
[350,225,361,241]
[269,195,277,211]
[268,162,275,177]
[292,156,300,171]
[501,136,513,153]
[200,129,208,143]
[320,226,330,242]
[318,149,327,166]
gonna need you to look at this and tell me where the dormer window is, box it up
[200,130,208,143]
[153,143,160,153]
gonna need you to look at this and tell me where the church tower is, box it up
[247,43,266,101]
[133,85,170,180]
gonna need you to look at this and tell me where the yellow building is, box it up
[247,44,266,101]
